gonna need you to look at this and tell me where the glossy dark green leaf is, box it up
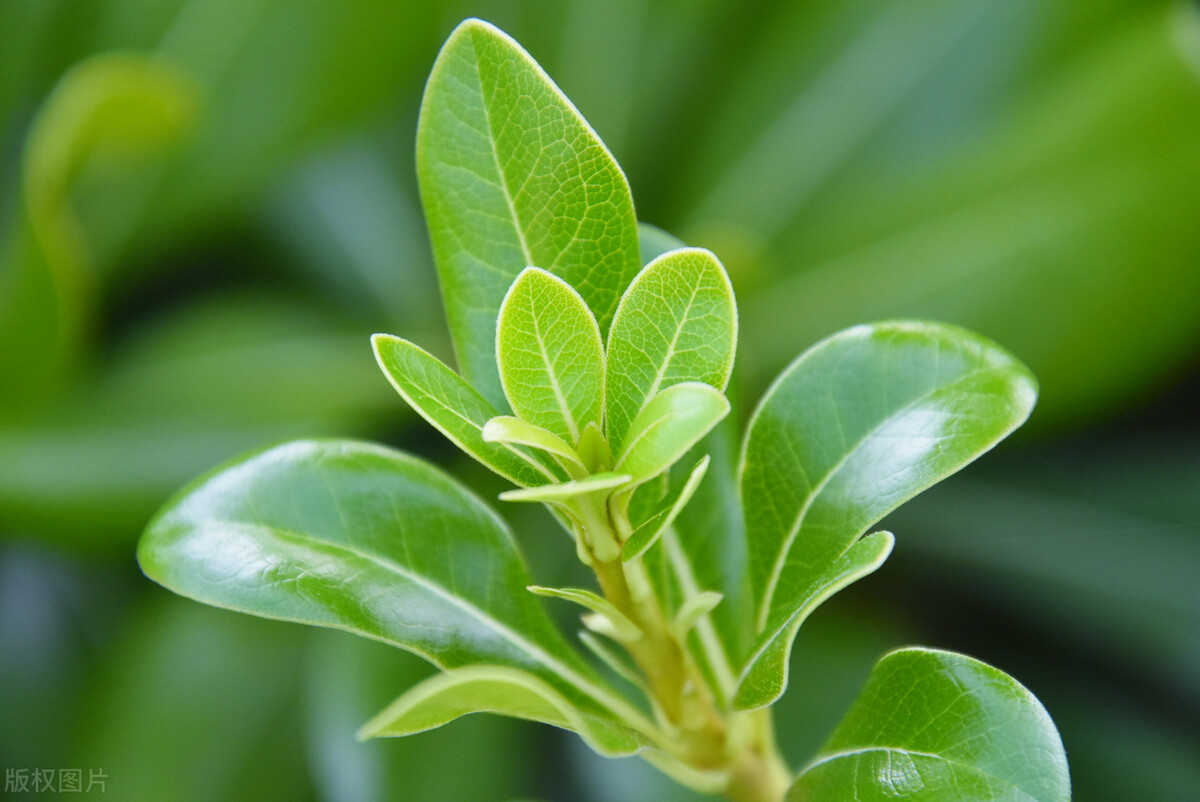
[137,440,652,737]
[417,18,640,406]
[733,531,893,710]
[789,648,1070,801]
[605,247,736,455]
[372,333,563,488]
[496,267,605,445]
[740,321,1036,707]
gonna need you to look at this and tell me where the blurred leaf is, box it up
[417,18,640,406]
[0,293,391,547]
[72,596,312,802]
[675,0,1200,426]
[77,0,441,271]
[605,247,736,456]
[1,53,196,412]
[741,322,1036,707]
[788,648,1070,801]
[889,437,1200,700]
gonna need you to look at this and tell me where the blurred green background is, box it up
[2,1,1197,799]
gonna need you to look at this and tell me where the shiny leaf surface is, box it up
[788,648,1070,801]
[417,18,639,406]
[137,440,643,732]
[742,322,1037,694]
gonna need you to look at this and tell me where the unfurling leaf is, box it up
[616,383,729,483]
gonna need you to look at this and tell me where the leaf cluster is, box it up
[138,18,1070,802]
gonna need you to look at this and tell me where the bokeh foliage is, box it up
[1,1,1197,799]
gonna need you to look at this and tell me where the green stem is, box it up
[584,499,791,801]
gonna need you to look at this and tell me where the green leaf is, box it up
[137,440,652,738]
[372,333,563,488]
[733,531,893,710]
[498,473,631,504]
[527,586,643,643]
[788,647,1070,801]
[482,416,585,477]
[622,456,709,562]
[358,665,643,757]
[741,321,1036,696]
[417,18,640,407]
[496,267,605,444]
[616,383,729,483]
[605,247,737,454]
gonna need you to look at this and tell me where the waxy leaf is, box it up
[741,322,1036,697]
[359,665,643,757]
[137,440,649,736]
[496,268,605,444]
[418,18,640,407]
[372,334,563,487]
[498,472,631,504]
[616,383,730,483]
[789,648,1070,801]
[734,531,894,709]
[605,247,737,454]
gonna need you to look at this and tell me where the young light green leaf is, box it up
[482,416,585,477]
[743,321,1037,636]
[575,422,614,474]
[498,472,631,504]
[527,586,642,643]
[789,648,1070,801]
[358,665,644,758]
[733,531,893,710]
[616,383,730,483]
[417,18,640,407]
[606,248,737,454]
[496,267,605,444]
[372,334,563,487]
[622,456,710,562]
[671,591,724,640]
[137,440,654,738]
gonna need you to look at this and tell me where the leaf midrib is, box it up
[799,745,1042,801]
[470,31,535,269]
[208,517,656,734]
[754,363,994,629]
